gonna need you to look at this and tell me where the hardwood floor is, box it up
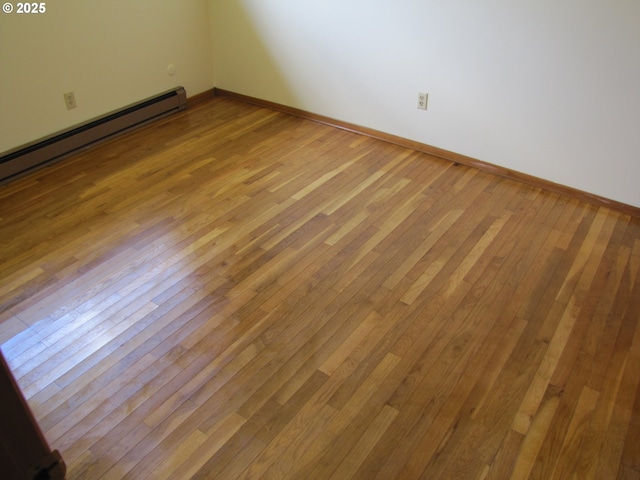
[1,96,639,479]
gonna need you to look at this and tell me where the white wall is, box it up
[210,0,640,208]
[0,0,214,153]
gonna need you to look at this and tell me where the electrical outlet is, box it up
[417,92,428,110]
[63,91,77,110]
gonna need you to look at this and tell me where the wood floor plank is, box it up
[1,95,638,479]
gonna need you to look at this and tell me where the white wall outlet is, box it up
[417,92,428,110]
[63,91,77,110]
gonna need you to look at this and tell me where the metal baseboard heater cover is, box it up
[0,86,187,182]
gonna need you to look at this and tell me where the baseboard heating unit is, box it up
[0,86,187,182]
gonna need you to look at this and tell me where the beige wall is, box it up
[0,0,214,153]
[209,0,640,208]
[2,1,639,208]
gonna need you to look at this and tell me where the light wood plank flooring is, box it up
[1,96,639,479]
